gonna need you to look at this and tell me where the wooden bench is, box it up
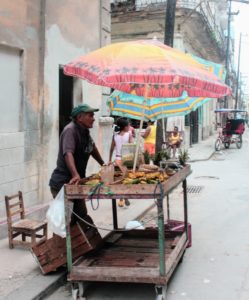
[5,191,48,249]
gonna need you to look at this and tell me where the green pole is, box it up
[64,186,73,272]
[157,196,166,276]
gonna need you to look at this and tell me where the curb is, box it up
[136,203,156,221]
[33,271,67,300]
[5,270,66,300]
[189,151,215,163]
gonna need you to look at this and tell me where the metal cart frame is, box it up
[64,165,191,299]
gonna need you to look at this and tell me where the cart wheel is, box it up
[71,283,78,300]
[71,282,87,300]
[215,139,221,151]
[236,135,242,149]
[224,142,230,149]
[155,285,167,300]
[179,250,186,264]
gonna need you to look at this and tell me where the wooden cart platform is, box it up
[69,229,187,285]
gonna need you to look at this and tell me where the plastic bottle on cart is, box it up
[100,164,114,184]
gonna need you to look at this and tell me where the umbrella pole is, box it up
[133,85,149,172]
[162,118,166,144]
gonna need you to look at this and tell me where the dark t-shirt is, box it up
[49,121,94,190]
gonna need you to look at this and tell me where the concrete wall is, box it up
[0,1,112,223]
[41,0,112,201]
[0,0,42,218]
[201,99,216,140]
[175,32,217,141]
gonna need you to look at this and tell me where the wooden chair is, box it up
[5,191,47,249]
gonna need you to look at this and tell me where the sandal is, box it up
[125,199,130,206]
[118,199,125,207]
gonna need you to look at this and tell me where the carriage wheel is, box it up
[236,135,243,149]
[215,139,221,151]
[224,142,230,149]
[179,250,186,264]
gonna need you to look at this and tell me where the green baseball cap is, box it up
[71,104,99,118]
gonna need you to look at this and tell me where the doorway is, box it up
[185,109,199,146]
[190,109,199,145]
[59,66,73,136]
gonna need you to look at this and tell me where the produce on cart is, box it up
[80,163,179,186]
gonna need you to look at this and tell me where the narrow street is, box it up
[48,133,249,300]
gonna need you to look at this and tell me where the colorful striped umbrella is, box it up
[189,54,226,81]
[107,56,227,121]
[64,39,230,98]
[64,39,231,170]
[108,91,210,121]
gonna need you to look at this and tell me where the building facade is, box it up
[0,0,112,229]
[111,0,229,146]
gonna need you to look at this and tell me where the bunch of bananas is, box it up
[127,172,145,179]
[122,171,169,185]
[122,178,141,184]
[84,179,100,186]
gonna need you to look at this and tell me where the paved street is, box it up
[49,133,249,300]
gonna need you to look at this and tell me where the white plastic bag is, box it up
[125,220,144,230]
[46,187,72,238]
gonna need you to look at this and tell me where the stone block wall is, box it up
[0,132,39,218]
[0,1,41,220]
[0,1,112,227]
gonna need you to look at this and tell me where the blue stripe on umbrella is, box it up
[108,91,211,121]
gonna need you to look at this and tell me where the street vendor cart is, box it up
[61,39,230,300]
[64,165,191,300]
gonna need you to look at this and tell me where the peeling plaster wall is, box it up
[42,0,112,201]
[0,0,42,218]
[175,33,217,141]
[0,0,111,223]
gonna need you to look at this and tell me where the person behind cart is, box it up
[128,119,136,138]
[141,120,156,155]
[169,126,183,159]
[109,118,134,207]
[49,104,105,228]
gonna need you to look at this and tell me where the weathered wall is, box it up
[112,8,165,42]
[201,100,215,140]
[176,32,217,141]
[0,0,42,218]
[0,0,112,224]
[41,0,112,201]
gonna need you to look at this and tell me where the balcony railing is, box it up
[177,0,226,53]
[111,0,226,53]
